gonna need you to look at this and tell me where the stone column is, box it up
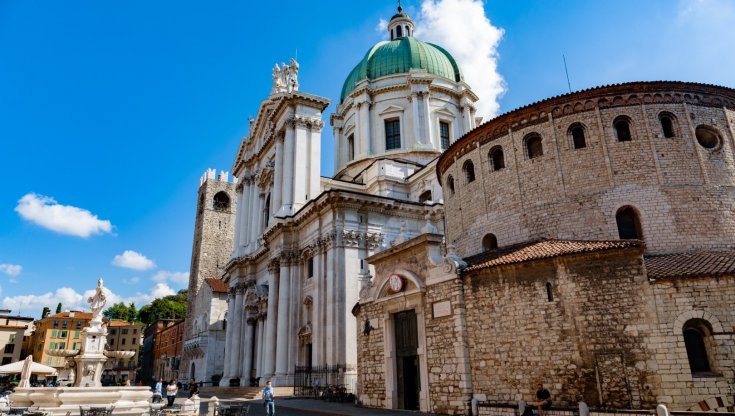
[358,102,372,157]
[334,127,343,171]
[279,123,295,216]
[422,93,432,146]
[243,179,254,249]
[325,245,335,364]
[263,267,279,381]
[462,105,472,135]
[240,316,256,386]
[311,251,322,366]
[231,187,244,256]
[274,259,292,383]
[249,192,262,248]
[287,261,300,373]
[273,136,283,215]
[256,314,265,379]
[228,286,245,380]
[222,290,236,382]
[412,93,421,147]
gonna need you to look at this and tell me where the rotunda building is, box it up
[331,6,478,180]
[436,81,735,256]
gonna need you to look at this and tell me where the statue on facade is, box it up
[271,58,300,94]
[88,278,107,321]
[271,64,285,94]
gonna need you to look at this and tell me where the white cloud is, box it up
[112,250,156,271]
[151,283,176,299]
[414,0,505,118]
[151,271,189,286]
[2,282,177,314]
[0,264,22,277]
[123,276,140,285]
[376,18,388,32]
[15,193,113,238]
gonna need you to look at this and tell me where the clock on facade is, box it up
[388,274,404,293]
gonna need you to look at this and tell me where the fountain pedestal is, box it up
[74,316,108,387]
[10,279,152,414]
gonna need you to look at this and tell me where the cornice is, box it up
[437,81,735,180]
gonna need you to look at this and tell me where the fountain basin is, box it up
[46,349,80,357]
[11,387,152,415]
[103,351,135,359]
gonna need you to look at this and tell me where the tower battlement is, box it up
[200,168,238,187]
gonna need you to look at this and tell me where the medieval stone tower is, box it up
[185,168,237,339]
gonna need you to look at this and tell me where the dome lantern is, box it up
[387,1,414,40]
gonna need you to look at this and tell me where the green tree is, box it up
[41,306,50,318]
[138,290,187,326]
[55,302,62,314]
[104,302,139,322]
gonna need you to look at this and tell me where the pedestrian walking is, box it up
[166,379,178,407]
[188,378,199,398]
[262,380,275,416]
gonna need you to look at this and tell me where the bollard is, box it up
[192,394,201,415]
[579,401,590,416]
[656,404,669,416]
[471,397,479,416]
[208,396,219,416]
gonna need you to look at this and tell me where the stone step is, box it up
[199,386,294,400]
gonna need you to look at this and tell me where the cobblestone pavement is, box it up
[189,396,430,415]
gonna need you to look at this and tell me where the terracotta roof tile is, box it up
[47,311,93,320]
[109,320,136,327]
[463,239,644,273]
[645,250,735,280]
[205,278,229,293]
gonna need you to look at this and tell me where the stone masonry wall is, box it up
[441,86,735,258]
[647,275,735,408]
[464,249,659,409]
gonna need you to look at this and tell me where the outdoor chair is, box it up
[79,406,114,416]
[149,406,166,416]
[216,404,249,416]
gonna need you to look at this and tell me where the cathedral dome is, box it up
[339,12,463,103]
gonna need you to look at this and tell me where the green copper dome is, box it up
[340,37,463,103]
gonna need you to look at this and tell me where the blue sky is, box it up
[1,0,734,316]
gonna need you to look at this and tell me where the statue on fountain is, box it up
[88,278,106,320]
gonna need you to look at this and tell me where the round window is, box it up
[695,125,721,149]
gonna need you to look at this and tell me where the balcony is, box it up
[183,336,208,354]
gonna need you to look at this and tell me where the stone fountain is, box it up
[11,279,152,414]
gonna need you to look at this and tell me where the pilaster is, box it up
[274,256,292,383]
[263,262,279,381]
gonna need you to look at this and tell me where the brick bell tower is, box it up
[185,169,237,340]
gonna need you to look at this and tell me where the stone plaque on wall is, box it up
[433,300,452,318]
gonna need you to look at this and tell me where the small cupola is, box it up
[387,2,414,41]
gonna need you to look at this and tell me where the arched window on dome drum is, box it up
[347,134,355,161]
[614,117,633,142]
[447,175,455,195]
[396,25,403,38]
[615,206,642,240]
[525,134,543,159]
[489,146,505,171]
[463,160,476,183]
[440,121,450,150]
[213,192,230,212]
[569,123,587,149]
[418,190,432,204]
[659,113,677,138]
[482,234,498,251]
[385,119,401,150]
[683,319,714,375]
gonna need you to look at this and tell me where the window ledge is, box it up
[691,371,722,379]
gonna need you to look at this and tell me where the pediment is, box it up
[434,107,455,117]
[378,105,405,115]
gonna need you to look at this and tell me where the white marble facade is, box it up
[217,11,477,388]
[183,279,228,384]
